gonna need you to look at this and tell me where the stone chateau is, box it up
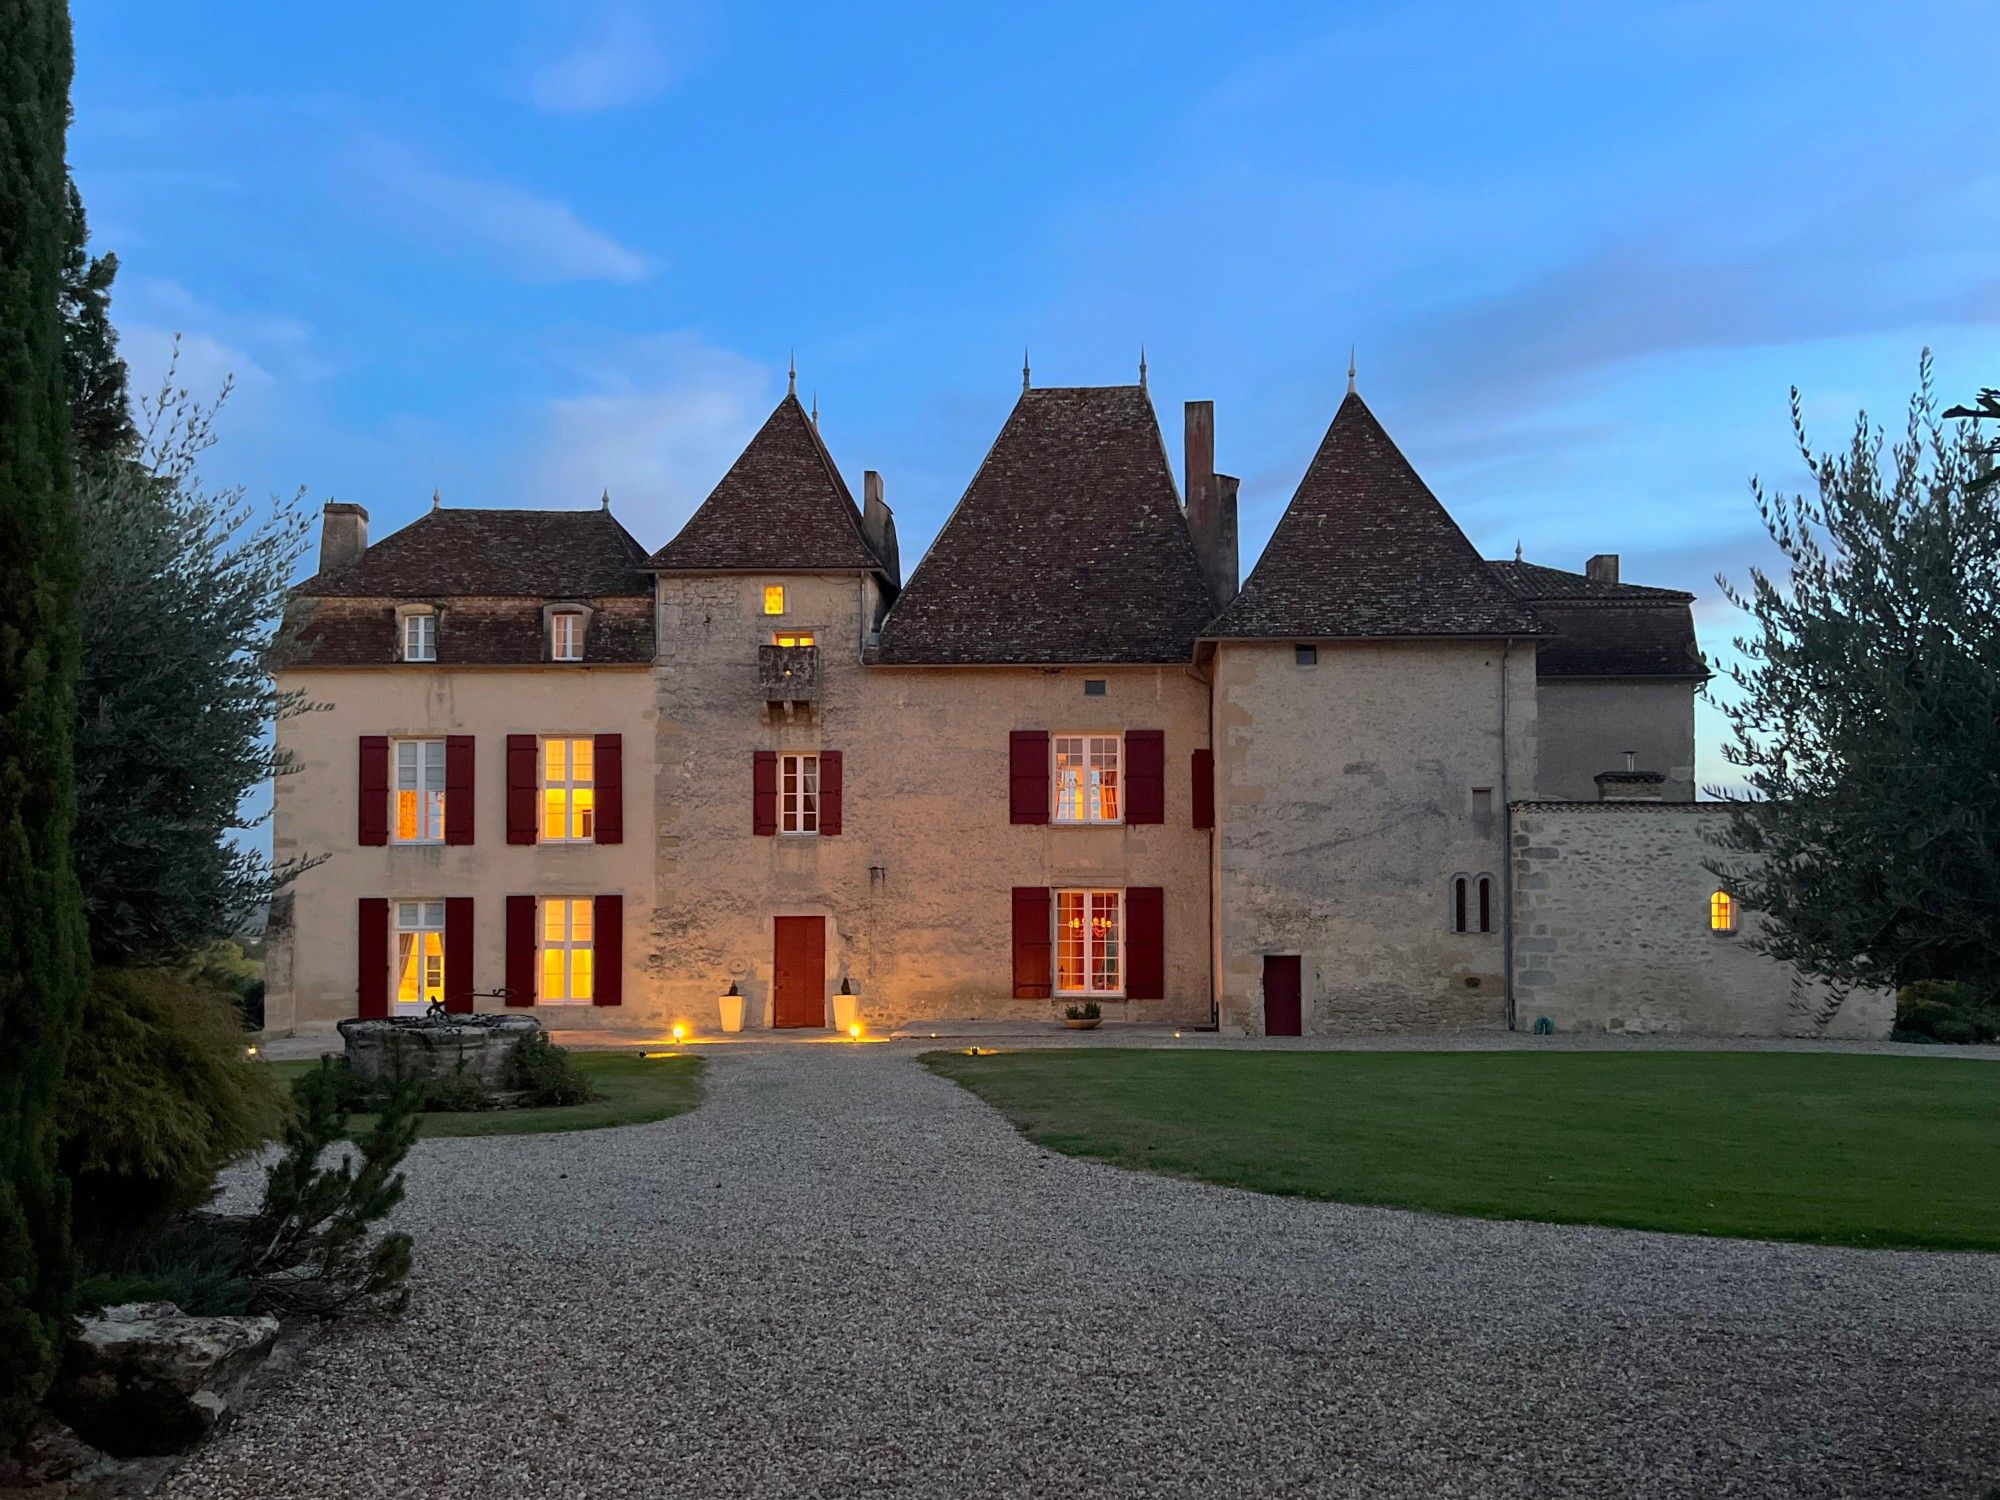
[263,371,1888,1039]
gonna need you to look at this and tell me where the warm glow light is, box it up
[643,1050,679,1060]
[763,585,786,615]
[1173,1032,1181,1039]
[245,1045,260,1057]
[672,1023,687,1042]
[1710,890,1737,934]
[848,1022,862,1039]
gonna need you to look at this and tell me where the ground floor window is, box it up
[395,900,445,1012]
[1055,888,1122,995]
[541,897,594,1003]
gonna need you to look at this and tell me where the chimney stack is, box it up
[1586,553,1620,584]
[320,502,368,574]
[1595,768,1665,802]
[1184,401,1238,607]
[861,470,901,589]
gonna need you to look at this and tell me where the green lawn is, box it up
[923,1048,2000,1251]
[265,1051,705,1138]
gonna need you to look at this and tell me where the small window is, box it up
[1294,643,1318,666]
[1055,888,1122,996]
[541,737,596,843]
[402,611,437,662]
[780,752,819,835]
[1052,733,1121,824]
[1083,679,1107,697]
[1452,874,1494,934]
[1710,890,1738,935]
[551,612,585,661]
[772,630,816,648]
[392,739,446,843]
[763,585,786,616]
[1471,787,1494,819]
[393,900,446,1012]
[540,897,594,1004]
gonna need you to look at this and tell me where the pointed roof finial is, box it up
[1347,346,1357,395]
[601,488,612,512]
[1022,346,1031,394]
[1514,539,1524,563]
[431,486,441,511]
[788,350,797,398]
[810,391,819,429]
[1138,344,1148,390]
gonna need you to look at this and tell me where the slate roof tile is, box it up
[295,506,652,598]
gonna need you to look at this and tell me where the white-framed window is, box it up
[393,739,446,843]
[1452,874,1495,934]
[1055,888,1122,996]
[781,752,819,835]
[763,584,786,615]
[541,738,596,843]
[1052,733,1121,824]
[551,611,585,661]
[402,610,437,662]
[540,897,594,1004]
[394,900,445,1013]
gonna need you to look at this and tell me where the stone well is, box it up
[336,1013,544,1090]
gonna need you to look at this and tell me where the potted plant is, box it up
[717,980,745,1034]
[1063,1001,1102,1031]
[832,975,861,1036]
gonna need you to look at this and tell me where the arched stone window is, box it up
[1710,890,1738,936]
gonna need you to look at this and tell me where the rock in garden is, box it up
[50,1302,278,1458]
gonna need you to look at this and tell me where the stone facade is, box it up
[1509,803,1890,1037]
[1533,678,1697,801]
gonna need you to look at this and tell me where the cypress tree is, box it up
[0,0,89,1443]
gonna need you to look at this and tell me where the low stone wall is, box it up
[1509,803,1891,1039]
[337,1014,544,1088]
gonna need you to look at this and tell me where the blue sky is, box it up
[72,1,2000,788]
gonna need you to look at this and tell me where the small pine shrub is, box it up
[501,1031,594,1106]
[58,969,290,1228]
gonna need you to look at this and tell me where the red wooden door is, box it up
[1262,955,1302,1037]
[773,917,827,1029]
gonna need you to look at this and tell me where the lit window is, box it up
[540,898,594,1004]
[393,739,446,843]
[781,752,819,835]
[772,630,816,648]
[1052,734,1121,823]
[402,612,436,662]
[763,585,786,615]
[1452,874,1495,934]
[1710,890,1737,935]
[551,612,584,661]
[1055,889,1122,996]
[541,738,596,842]
[394,900,445,1012]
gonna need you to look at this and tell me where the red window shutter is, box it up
[506,735,538,845]
[1009,730,1049,825]
[505,895,536,1006]
[1011,886,1052,999]
[1126,730,1165,824]
[819,751,843,836]
[358,736,389,846]
[593,894,623,1007]
[357,897,389,1017]
[1126,886,1166,999]
[444,735,476,845]
[1191,748,1215,830]
[444,897,474,1012]
[594,733,623,845]
[753,751,778,835]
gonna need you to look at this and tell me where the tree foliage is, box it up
[0,0,91,1446]
[1711,354,2000,1000]
[1943,386,1998,494]
[58,179,132,469]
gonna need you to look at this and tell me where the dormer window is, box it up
[551,611,585,662]
[401,609,437,663]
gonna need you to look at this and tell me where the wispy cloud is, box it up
[526,3,687,114]
[341,136,654,284]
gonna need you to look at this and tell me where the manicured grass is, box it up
[265,1051,705,1138]
[923,1048,2000,1251]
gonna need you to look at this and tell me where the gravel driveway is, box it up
[165,1042,2000,1499]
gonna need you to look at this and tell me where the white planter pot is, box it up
[717,993,745,1033]
[832,991,860,1034]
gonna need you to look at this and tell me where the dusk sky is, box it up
[71,1,1999,789]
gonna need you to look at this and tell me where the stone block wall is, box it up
[1509,803,1890,1038]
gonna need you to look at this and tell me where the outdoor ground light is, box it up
[849,1022,863,1040]
[672,1023,686,1043]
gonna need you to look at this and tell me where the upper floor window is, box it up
[1294,643,1318,666]
[763,585,786,615]
[394,900,445,1012]
[402,610,437,662]
[1056,888,1122,995]
[542,737,595,842]
[772,630,816,648]
[781,752,819,835]
[1053,733,1120,824]
[551,611,585,661]
[1452,874,1494,934]
[394,739,446,843]
[1710,890,1738,935]
[540,897,594,1004]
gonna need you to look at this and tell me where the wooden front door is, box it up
[773,917,827,1029]
[1262,955,1302,1037]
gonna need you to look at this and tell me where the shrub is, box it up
[501,1032,594,1106]
[57,969,289,1228]
[1895,980,2000,1044]
[1064,1001,1102,1021]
